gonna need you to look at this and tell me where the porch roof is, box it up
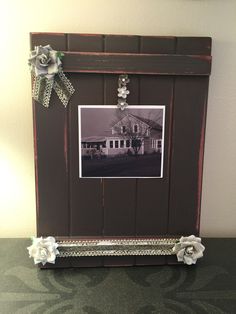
[81,136,106,143]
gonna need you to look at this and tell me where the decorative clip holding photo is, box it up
[117,74,130,110]
[28,45,75,108]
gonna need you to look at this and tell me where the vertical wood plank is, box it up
[69,73,104,236]
[135,36,176,265]
[30,33,67,51]
[104,35,139,53]
[103,36,140,266]
[68,35,104,267]
[176,37,212,55]
[67,34,104,52]
[168,76,209,235]
[140,36,176,54]
[167,37,211,265]
[31,33,69,237]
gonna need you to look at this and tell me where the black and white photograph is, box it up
[78,105,165,178]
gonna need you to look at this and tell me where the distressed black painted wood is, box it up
[30,33,212,268]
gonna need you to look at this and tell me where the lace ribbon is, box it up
[32,71,75,108]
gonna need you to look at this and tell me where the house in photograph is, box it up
[81,113,163,159]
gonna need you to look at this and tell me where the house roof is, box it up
[131,114,162,131]
[112,113,162,131]
[81,136,106,142]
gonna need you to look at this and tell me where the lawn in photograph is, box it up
[78,105,165,178]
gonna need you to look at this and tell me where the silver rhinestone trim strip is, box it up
[57,238,179,258]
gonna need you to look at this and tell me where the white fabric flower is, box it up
[118,86,130,99]
[28,45,62,80]
[27,236,59,265]
[172,235,205,265]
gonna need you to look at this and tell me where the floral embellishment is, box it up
[29,45,63,80]
[27,236,59,266]
[119,74,130,85]
[28,44,74,108]
[117,98,128,111]
[117,74,130,110]
[118,86,130,99]
[173,235,205,265]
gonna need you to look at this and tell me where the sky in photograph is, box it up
[80,106,164,137]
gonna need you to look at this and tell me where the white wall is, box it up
[0,0,236,237]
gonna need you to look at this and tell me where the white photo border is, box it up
[78,105,166,179]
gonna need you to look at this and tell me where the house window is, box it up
[110,141,113,148]
[115,140,119,148]
[133,124,139,133]
[158,140,162,148]
[126,140,130,147]
[146,128,150,136]
[121,126,126,133]
[120,140,124,148]
[151,139,154,148]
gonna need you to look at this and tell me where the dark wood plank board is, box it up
[31,33,69,237]
[67,33,104,52]
[67,34,105,267]
[30,33,67,51]
[136,78,174,238]
[62,52,211,75]
[104,35,139,53]
[166,37,211,265]
[167,76,209,236]
[140,36,176,54]
[176,37,212,55]
[69,73,104,237]
[103,36,139,267]
[135,36,176,266]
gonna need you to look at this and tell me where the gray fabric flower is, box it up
[173,235,205,265]
[27,236,59,265]
[28,45,62,80]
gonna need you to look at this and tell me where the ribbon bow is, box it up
[28,45,74,108]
